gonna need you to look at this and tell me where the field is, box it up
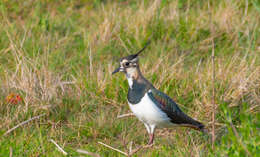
[0,0,259,156]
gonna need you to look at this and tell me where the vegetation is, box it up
[0,0,259,156]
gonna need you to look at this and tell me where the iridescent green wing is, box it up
[147,88,202,126]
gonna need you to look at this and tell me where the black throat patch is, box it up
[127,79,151,104]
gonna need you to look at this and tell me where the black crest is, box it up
[121,40,151,61]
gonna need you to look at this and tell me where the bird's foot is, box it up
[128,143,153,156]
[144,143,154,148]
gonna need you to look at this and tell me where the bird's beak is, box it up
[112,67,121,75]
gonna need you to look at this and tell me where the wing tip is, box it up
[198,123,207,133]
[179,121,207,133]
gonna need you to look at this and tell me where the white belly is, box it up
[128,93,172,127]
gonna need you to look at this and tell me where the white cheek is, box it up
[126,67,135,74]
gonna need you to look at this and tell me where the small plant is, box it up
[5,93,23,104]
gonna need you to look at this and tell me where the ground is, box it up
[0,0,259,156]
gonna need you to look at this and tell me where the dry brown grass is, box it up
[0,0,259,156]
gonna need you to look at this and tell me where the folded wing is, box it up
[147,88,204,131]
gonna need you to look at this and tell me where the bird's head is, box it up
[112,41,150,77]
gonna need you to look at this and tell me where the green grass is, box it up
[0,0,259,156]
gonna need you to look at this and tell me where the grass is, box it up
[0,0,259,156]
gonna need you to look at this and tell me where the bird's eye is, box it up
[125,62,130,66]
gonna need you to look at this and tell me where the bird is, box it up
[112,42,205,145]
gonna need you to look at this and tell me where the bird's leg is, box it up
[148,133,154,145]
[147,125,156,146]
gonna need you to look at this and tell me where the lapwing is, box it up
[112,42,205,145]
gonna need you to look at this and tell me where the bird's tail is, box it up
[180,120,207,133]
[197,122,208,133]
